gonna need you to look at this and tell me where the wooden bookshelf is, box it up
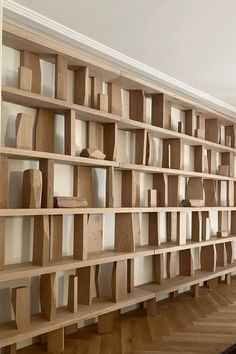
[1,20,236,352]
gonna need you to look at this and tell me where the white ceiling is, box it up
[11,0,236,106]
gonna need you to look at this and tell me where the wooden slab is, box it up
[68,275,78,313]
[35,109,54,153]
[74,214,88,260]
[22,169,42,208]
[12,286,30,330]
[0,154,8,208]
[106,166,114,207]
[201,245,216,272]
[179,249,194,276]
[47,327,64,353]
[40,273,56,321]
[64,109,76,156]
[192,211,202,242]
[74,66,89,106]
[55,54,67,101]
[87,214,103,254]
[166,252,177,278]
[54,196,88,208]
[91,77,103,109]
[149,212,160,246]
[16,113,34,150]
[122,170,138,207]
[205,118,220,143]
[153,173,168,207]
[104,123,117,161]
[76,266,94,305]
[98,93,108,112]
[153,254,164,284]
[39,159,54,208]
[50,215,63,262]
[112,260,127,302]
[73,165,94,207]
[20,50,41,94]
[152,93,171,129]
[18,66,32,92]
[115,213,135,252]
[129,90,146,122]
[33,215,50,266]
[162,139,182,169]
[107,83,122,116]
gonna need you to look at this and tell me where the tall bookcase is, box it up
[0,20,236,352]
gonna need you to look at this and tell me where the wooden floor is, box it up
[18,279,236,354]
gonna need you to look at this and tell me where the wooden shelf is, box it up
[138,262,236,296]
[0,288,154,348]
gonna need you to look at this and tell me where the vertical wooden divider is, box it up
[201,245,216,272]
[73,165,94,207]
[166,212,177,243]
[225,242,234,264]
[168,176,179,207]
[192,212,202,242]
[50,215,63,262]
[179,249,194,276]
[91,76,103,109]
[74,214,88,260]
[204,179,217,206]
[68,274,78,313]
[0,217,5,270]
[20,50,41,94]
[217,211,229,237]
[39,159,54,208]
[87,121,103,150]
[2,344,16,354]
[127,258,134,293]
[166,252,177,278]
[152,93,171,129]
[47,327,64,353]
[64,109,76,155]
[216,243,227,267]
[153,174,168,206]
[122,170,138,207]
[74,67,89,106]
[231,211,236,234]
[16,113,34,150]
[225,125,236,148]
[194,146,204,172]
[103,123,118,161]
[227,181,234,207]
[205,119,220,143]
[12,286,30,329]
[146,133,155,166]
[153,254,164,284]
[106,166,114,207]
[222,152,234,177]
[40,273,56,321]
[129,90,146,122]
[107,83,122,116]
[149,213,160,246]
[162,139,183,169]
[185,110,194,136]
[135,129,147,164]
[76,266,94,305]
[0,154,8,208]
[207,150,216,174]
[115,213,135,252]
[33,215,50,266]
[55,54,68,101]
[36,109,55,153]
[202,211,210,240]
[112,260,128,302]
[177,212,187,245]
[18,66,32,92]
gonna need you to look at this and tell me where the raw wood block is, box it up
[208,277,219,289]
[205,118,220,143]
[218,165,229,176]
[153,254,164,284]
[104,123,117,161]
[40,273,56,321]
[91,77,103,109]
[98,310,119,334]
[81,148,105,160]
[2,344,16,354]
[177,212,187,245]
[146,133,155,166]
[64,109,76,155]
[33,215,50,266]
[148,189,157,207]
[18,66,32,91]
[216,243,227,267]
[192,211,202,242]
[16,113,34,150]
[178,121,184,133]
[55,54,68,101]
[201,245,216,272]
[35,109,54,152]
[87,214,103,254]
[73,165,94,207]
[20,50,41,94]
[153,173,168,206]
[202,211,210,240]
[0,217,5,270]
[87,121,103,150]
[122,170,138,207]
[74,66,89,106]
[106,166,114,207]
[12,286,30,329]
[227,181,234,207]
[181,199,204,207]
[135,129,147,165]
[222,152,234,177]
[168,176,179,207]
[204,179,217,206]
[194,145,204,172]
[226,241,234,264]
[129,90,146,122]
[115,213,135,252]
[107,83,122,116]
[54,196,88,208]
[112,260,127,302]
[167,252,177,278]
[0,154,8,208]
[68,275,78,313]
[186,177,204,201]
[40,159,54,208]
[77,266,94,305]
[22,169,42,208]
[166,212,178,243]
[179,249,194,276]
[217,211,228,237]
[207,150,217,174]
[74,214,88,260]
[47,327,64,353]
[190,284,199,298]
[152,93,171,129]
[148,212,160,246]
[146,298,157,316]
[162,139,183,169]
[97,93,108,112]
[225,273,231,285]
[65,323,78,335]
[127,258,134,293]
[50,215,63,262]
[225,125,236,148]
[185,110,194,136]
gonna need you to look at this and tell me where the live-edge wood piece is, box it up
[186,177,204,201]
[202,211,210,240]
[112,260,127,302]
[40,273,56,321]
[50,215,63,262]
[122,170,138,207]
[47,327,64,353]
[0,154,9,208]
[201,245,216,272]
[107,83,122,116]
[104,123,117,161]
[12,286,30,330]
[179,249,194,276]
[227,181,234,207]
[68,274,78,313]
[18,66,32,91]
[166,252,177,278]
[135,129,147,165]
[76,266,93,305]
[217,211,229,237]
[216,243,227,267]
[39,159,54,208]
[33,215,50,266]
[20,50,41,94]
[64,109,76,156]
[74,214,88,260]
[80,148,105,160]
[35,109,54,153]
[22,169,42,208]
[115,213,135,252]
[152,93,171,129]
[177,211,187,245]
[74,66,89,106]
[54,196,88,208]
[16,113,34,150]
[129,90,146,123]
[55,54,67,101]
[168,176,179,207]
[153,254,164,284]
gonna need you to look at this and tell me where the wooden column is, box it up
[104,123,118,161]
[129,90,146,123]
[107,83,122,116]
[12,286,30,329]
[74,67,89,106]
[122,170,138,207]
[73,165,94,207]
[201,245,216,272]
[36,109,55,153]
[68,275,78,313]
[64,109,76,155]
[33,215,50,266]
[47,327,64,353]
[40,273,56,321]
[149,212,160,246]
[0,154,8,208]
[153,173,168,207]
[50,215,63,262]
[74,214,88,260]
[115,213,135,252]
[91,76,103,109]
[39,159,54,208]
[106,166,115,207]
[135,129,147,164]
[76,266,94,305]
[55,54,68,101]
[0,217,5,270]
[20,50,41,94]
[153,254,164,284]
[179,249,194,276]
[152,93,171,129]
[112,260,127,302]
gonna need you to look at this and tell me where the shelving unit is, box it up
[1,20,236,352]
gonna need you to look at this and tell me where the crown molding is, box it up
[2,0,236,118]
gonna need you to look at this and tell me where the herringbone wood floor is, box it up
[19,279,236,354]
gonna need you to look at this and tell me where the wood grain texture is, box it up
[33,215,50,266]
[55,54,67,101]
[129,90,146,122]
[0,154,8,208]
[74,67,89,106]
[40,273,56,321]
[91,77,103,109]
[107,83,122,116]
[112,260,127,302]
[74,214,88,260]
[18,66,32,92]
[73,165,94,207]
[68,275,78,313]
[50,215,63,262]
[47,327,64,353]
[35,109,54,153]
[103,123,117,161]
[16,113,34,150]
[201,245,216,272]
[39,159,54,208]
[12,286,30,330]
[152,93,171,129]
[115,213,135,252]
[20,50,41,94]
[64,109,76,155]
[22,169,42,208]
[76,266,93,305]
[0,217,5,270]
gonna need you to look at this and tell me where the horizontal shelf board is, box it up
[0,288,153,347]
[0,147,118,167]
[119,163,236,181]
[0,206,235,216]
[138,262,236,295]
[0,247,156,283]
[2,86,121,124]
[119,119,236,154]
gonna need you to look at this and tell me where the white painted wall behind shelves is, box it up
[6,0,236,107]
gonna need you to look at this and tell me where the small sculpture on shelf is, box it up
[54,196,88,208]
[80,148,106,160]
